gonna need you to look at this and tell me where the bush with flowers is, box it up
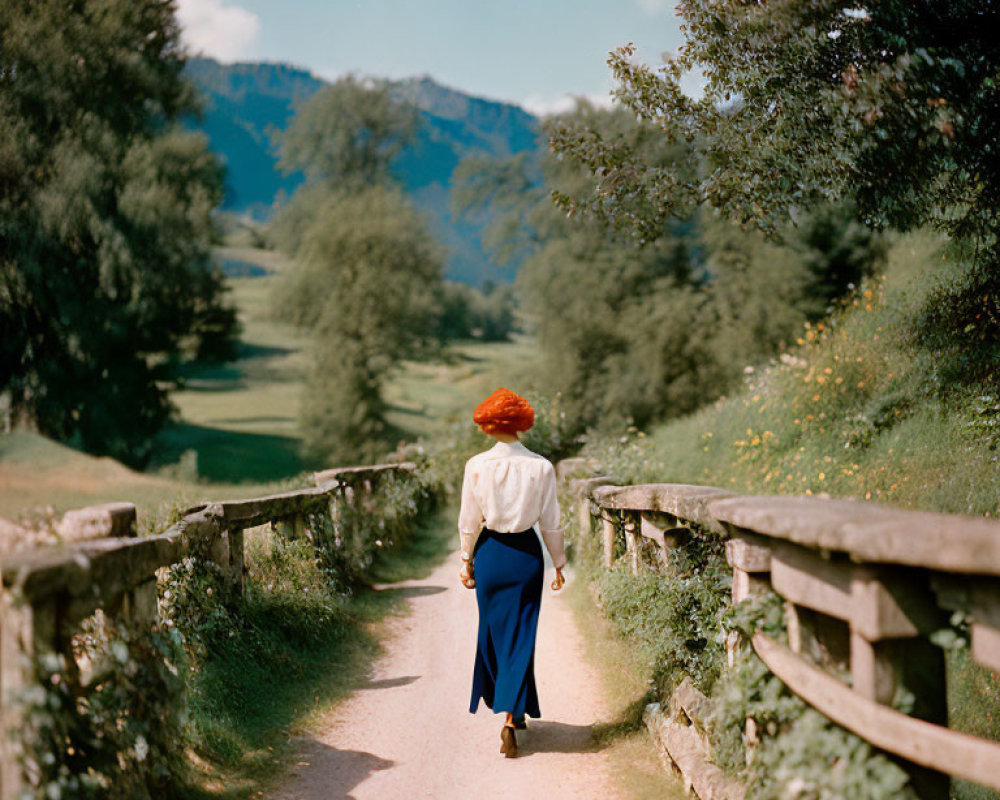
[572,232,1000,799]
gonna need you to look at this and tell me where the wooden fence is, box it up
[565,472,1000,800]
[0,462,415,799]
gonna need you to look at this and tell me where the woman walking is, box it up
[458,388,567,758]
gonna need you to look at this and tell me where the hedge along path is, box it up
[271,550,620,800]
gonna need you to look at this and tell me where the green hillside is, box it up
[600,232,1000,519]
[0,244,539,520]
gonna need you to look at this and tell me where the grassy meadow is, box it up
[0,244,539,524]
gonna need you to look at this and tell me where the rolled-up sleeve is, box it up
[538,463,567,569]
[458,460,484,558]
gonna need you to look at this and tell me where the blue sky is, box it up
[175,0,686,114]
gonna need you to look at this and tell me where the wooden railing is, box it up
[564,473,1000,800]
[0,461,415,799]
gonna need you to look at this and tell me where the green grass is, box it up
[384,334,541,443]
[619,232,1000,517]
[152,423,304,484]
[157,265,313,481]
[566,577,688,800]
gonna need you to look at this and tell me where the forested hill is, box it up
[184,58,539,285]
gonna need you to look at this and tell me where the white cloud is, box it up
[175,0,261,63]
[520,92,615,118]
[635,0,673,15]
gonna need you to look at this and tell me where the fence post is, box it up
[576,495,592,555]
[0,595,60,800]
[601,515,616,570]
[623,515,639,576]
[121,580,158,626]
[848,567,949,800]
[229,528,245,596]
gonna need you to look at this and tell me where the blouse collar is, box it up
[489,440,528,455]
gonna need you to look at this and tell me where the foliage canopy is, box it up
[0,0,237,466]
[551,1,999,247]
[455,103,886,434]
[277,74,419,189]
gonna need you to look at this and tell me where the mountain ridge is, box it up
[184,58,540,285]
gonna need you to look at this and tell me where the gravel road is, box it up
[272,548,620,800]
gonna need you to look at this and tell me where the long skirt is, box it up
[469,528,543,719]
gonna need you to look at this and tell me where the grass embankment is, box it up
[632,232,1000,515]
[601,232,1000,800]
[182,504,455,799]
[566,578,687,800]
[0,431,283,524]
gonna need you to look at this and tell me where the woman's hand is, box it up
[551,566,565,592]
[459,560,476,589]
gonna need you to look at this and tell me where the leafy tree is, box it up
[550,1,999,379]
[552,2,997,241]
[435,281,517,342]
[277,74,419,190]
[276,187,443,463]
[271,77,454,463]
[456,103,884,433]
[0,0,237,466]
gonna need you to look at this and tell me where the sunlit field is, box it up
[0,246,537,521]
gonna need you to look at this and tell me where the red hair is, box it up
[473,388,534,436]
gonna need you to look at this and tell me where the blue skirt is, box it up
[469,528,543,719]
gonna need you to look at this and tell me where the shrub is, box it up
[24,616,187,800]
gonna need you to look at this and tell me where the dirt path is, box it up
[271,549,621,800]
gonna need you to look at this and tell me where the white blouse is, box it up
[458,440,566,569]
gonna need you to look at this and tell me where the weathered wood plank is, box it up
[930,578,1000,673]
[753,633,1000,791]
[770,545,852,621]
[218,487,331,528]
[601,517,615,570]
[712,495,1000,576]
[850,567,943,641]
[623,516,639,576]
[576,498,593,548]
[850,631,895,705]
[731,567,770,605]
[972,622,1000,673]
[1,506,224,609]
[593,484,737,535]
[0,595,58,800]
[57,502,136,541]
[725,534,772,573]
[312,461,415,486]
[670,677,711,729]
[771,546,945,642]
[644,702,746,800]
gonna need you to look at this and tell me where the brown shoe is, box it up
[500,723,517,758]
